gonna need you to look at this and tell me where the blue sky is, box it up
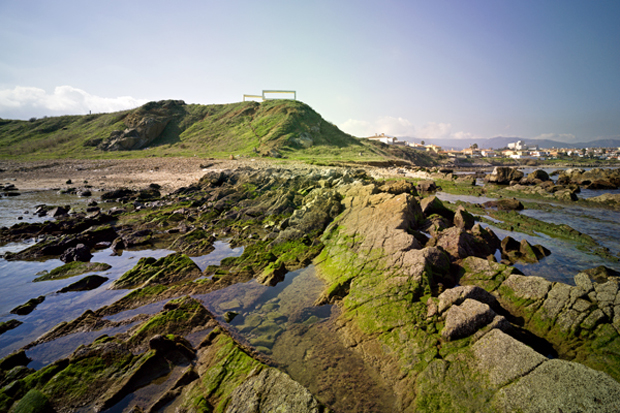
[1,0,618,143]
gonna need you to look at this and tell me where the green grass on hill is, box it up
[0,99,436,166]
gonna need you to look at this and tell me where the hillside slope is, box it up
[0,99,435,165]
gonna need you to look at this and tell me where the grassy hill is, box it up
[0,99,435,165]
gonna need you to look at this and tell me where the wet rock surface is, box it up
[10,296,45,316]
[1,161,620,412]
[57,274,108,293]
[33,261,111,282]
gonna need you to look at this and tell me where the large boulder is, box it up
[441,298,496,340]
[416,180,437,192]
[472,329,547,389]
[453,205,475,229]
[379,180,418,196]
[436,226,499,260]
[438,285,498,314]
[485,167,524,185]
[500,237,550,264]
[587,193,620,208]
[420,195,454,220]
[526,169,550,183]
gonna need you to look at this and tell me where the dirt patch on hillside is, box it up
[0,158,277,194]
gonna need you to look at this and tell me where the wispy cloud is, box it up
[533,133,577,143]
[339,117,479,142]
[0,86,147,119]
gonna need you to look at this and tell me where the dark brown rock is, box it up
[420,195,454,220]
[416,180,437,192]
[58,275,109,293]
[454,205,475,230]
[10,296,45,315]
[485,167,524,185]
[379,180,418,196]
[483,198,524,211]
[60,243,92,263]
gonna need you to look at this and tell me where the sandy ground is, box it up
[0,157,281,194]
[0,157,422,197]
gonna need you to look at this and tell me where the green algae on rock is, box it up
[0,319,22,336]
[10,296,45,316]
[130,296,214,345]
[112,252,201,289]
[178,329,328,413]
[313,178,620,411]
[459,256,620,383]
[169,228,216,256]
[33,261,111,282]
[57,274,108,293]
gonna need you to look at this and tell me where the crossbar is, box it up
[243,94,264,102]
[262,90,296,100]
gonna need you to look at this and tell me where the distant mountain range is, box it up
[399,136,620,150]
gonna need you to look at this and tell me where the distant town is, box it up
[366,133,620,161]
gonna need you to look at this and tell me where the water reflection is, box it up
[194,266,397,412]
[0,241,243,360]
[481,222,620,284]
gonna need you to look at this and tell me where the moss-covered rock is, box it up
[33,262,111,282]
[0,319,22,336]
[458,256,520,292]
[10,296,45,316]
[57,275,108,293]
[112,253,201,289]
[130,296,213,344]
[180,330,326,413]
[461,259,620,383]
[170,228,215,256]
[12,389,55,413]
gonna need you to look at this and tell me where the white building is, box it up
[507,140,527,150]
[368,133,397,145]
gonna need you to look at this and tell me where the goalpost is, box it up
[243,90,297,101]
[243,94,263,102]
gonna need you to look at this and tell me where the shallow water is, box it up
[0,240,243,360]
[0,248,174,359]
[520,203,620,256]
[26,322,141,370]
[0,189,92,228]
[190,240,243,271]
[437,192,496,204]
[438,188,620,283]
[194,266,397,412]
[481,222,620,284]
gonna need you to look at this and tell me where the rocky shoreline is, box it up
[1,161,620,412]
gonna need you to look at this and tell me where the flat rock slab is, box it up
[58,275,109,293]
[494,359,620,412]
[441,298,495,340]
[501,274,551,301]
[225,368,324,413]
[438,285,497,314]
[472,329,546,388]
